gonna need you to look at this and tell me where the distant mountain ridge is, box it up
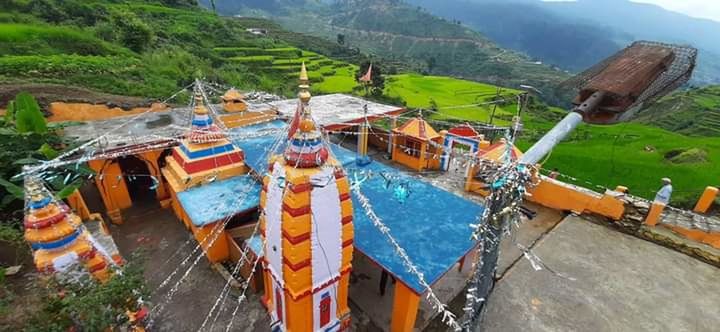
[407,0,720,86]
[407,0,627,71]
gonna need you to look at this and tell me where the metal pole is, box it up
[519,112,583,165]
[519,91,605,165]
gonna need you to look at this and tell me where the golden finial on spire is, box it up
[298,62,312,104]
[299,62,309,83]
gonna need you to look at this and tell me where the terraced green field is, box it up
[384,74,520,125]
[213,46,359,94]
[634,86,720,136]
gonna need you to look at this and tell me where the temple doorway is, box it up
[117,155,156,206]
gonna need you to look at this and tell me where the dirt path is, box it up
[0,83,157,110]
[109,203,269,332]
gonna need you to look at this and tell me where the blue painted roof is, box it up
[232,120,484,294]
[331,146,484,294]
[177,175,261,227]
[231,120,288,173]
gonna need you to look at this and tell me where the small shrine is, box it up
[218,88,278,128]
[259,63,354,331]
[465,139,524,195]
[391,115,444,171]
[162,92,260,263]
[23,178,116,282]
[221,88,247,113]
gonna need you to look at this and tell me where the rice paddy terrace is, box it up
[213,46,359,94]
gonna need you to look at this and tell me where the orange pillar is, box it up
[645,202,666,226]
[285,291,312,331]
[87,159,132,224]
[337,272,351,318]
[418,142,427,172]
[390,281,421,332]
[66,189,91,220]
[391,135,400,163]
[693,186,718,214]
[262,266,273,306]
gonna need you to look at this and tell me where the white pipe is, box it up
[519,112,583,165]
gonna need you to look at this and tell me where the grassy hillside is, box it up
[633,86,720,136]
[517,122,720,206]
[0,0,370,100]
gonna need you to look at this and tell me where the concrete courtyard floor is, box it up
[481,215,720,332]
[110,202,269,332]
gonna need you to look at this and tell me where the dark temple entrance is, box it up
[118,155,156,205]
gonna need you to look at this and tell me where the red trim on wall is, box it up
[282,229,310,244]
[288,268,352,300]
[24,212,66,229]
[339,193,351,202]
[342,239,353,248]
[341,216,353,225]
[289,182,312,193]
[88,261,107,273]
[172,149,244,174]
[283,257,311,271]
[78,249,97,260]
[282,203,310,217]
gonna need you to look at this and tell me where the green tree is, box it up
[0,93,90,214]
[426,56,436,73]
[111,10,153,53]
[429,98,438,112]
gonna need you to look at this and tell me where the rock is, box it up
[4,265,21,276]
[633,200,650,210]
[627,214,644,222]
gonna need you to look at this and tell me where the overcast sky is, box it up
[631,0,720,22]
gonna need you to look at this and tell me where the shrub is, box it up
[24,256,149,332]
[110,9,153,53]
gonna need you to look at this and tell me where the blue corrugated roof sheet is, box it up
[177,175,261,227]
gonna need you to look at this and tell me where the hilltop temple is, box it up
[23,63,720,331]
